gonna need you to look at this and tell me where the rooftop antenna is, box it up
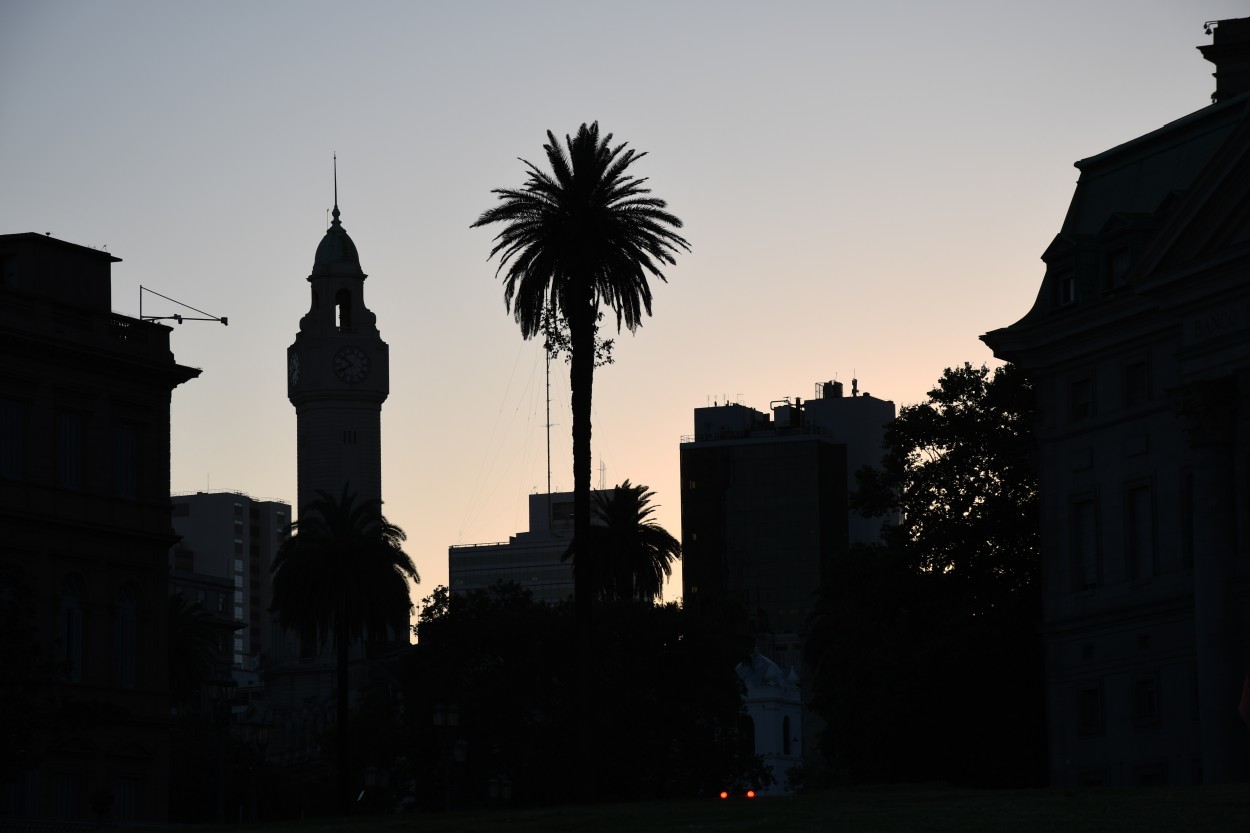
[139,286,228,326]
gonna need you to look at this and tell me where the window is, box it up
[52,772,85,820]
[1132,675,1160,727]
[0,398,25,479]
[335,289,353,329]
[1070,495,1101,590]
[1123,360,1149,407]
[1078,685,1104,736]
[782,715,792,756]
[738,715,756,755]
[1105,247,1131,288]
[1056,270,1076,306]
[115,585,138,689]
[1069,377,1093,422]
[1180,467,1194,569]
[1124,482,1156,580]
[114,422,139,498]
[58,577,84,683]
[56,412,84,489]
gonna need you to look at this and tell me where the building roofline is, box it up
[0,232,123,263]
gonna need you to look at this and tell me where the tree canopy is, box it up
[808,363,1044,786]
[853,362,1039,607]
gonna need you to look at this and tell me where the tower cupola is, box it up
[313,204,361,273]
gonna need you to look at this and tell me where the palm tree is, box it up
[269,484,418,812]
[471,122,689,629]
[568,480,681,603]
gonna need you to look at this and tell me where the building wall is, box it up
[449,490,606,604]
[984,21,1250,785]
[0,232,198,823]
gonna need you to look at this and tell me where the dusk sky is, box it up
[3,1,1243,608]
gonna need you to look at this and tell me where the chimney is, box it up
[1199,17,1250,103]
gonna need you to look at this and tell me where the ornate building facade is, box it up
[0,232,199,822]
[983,17,1250,785]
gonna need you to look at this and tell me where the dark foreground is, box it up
[174,783,1250,833]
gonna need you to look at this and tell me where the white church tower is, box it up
[287,173,389,517]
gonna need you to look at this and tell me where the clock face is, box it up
[288,352,300,386]
[333,345,371,384]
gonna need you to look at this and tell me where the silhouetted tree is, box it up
[471,122,690,630]
[808,362,1044,785]
[406,584,755,806]
[473,122,688,798]
[855,362,1039,608]
[269,485,419,812]
[566,480,681,603]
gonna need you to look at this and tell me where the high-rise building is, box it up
[983,17,1250,786]
[680,380,894,658]
[680,379,894,776]
[169,491,290,669]
[0,232,199,823]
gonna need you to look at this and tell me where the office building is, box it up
[170,490,290,669]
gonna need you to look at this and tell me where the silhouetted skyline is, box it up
[2,0,1242,599]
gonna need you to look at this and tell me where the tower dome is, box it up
[313,204,360,272]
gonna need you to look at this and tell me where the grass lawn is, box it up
[184,783,1250,833]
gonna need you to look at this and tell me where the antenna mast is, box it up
[139,286,228,326]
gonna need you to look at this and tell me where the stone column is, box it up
[1176,377,1245,783]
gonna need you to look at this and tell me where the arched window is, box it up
[58,576,84,683]
[115,584,138,689]
[782,715,792,756]
[738,714,756,756]
[335,289,352,330]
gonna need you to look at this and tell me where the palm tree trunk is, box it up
[569,292,596,799]
[336,625,350,813]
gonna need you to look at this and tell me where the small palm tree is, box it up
[269,484,418,812]
[472,122,689,626]
[568,480,681,603]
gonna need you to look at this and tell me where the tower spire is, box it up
[330,152,341,227]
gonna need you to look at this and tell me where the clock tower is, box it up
[287,191,389,518]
